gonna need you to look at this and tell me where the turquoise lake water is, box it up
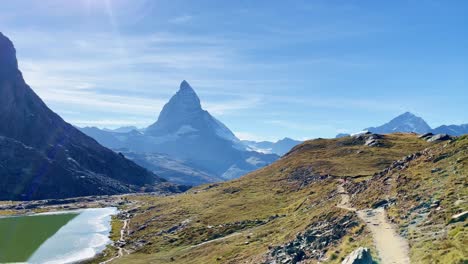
[0,207,117,263]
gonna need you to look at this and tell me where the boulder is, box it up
[418,132,434,140]
[342,247,373,264]
[426,134,452,142]
[450,211,468,223]
[362,134,383,147]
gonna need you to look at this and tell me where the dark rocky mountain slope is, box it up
[0,32,177,200]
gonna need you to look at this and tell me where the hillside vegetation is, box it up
[350,135,468,263]
[98,133,466,264]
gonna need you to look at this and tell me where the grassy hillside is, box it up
[350,135,468,263]
[96,133,467,263]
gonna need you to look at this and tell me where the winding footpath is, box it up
[100,219,129,264]
[337,181,410,264]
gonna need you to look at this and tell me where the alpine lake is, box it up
[0,207,117,263]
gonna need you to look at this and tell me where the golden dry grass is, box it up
[107,133,446,263]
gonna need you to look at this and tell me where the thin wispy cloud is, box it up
[2,1,466,140]
[234,131,278,142]
[169,15,193,24]
[264,120,338,132]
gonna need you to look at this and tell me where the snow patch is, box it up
[176,125,198,135]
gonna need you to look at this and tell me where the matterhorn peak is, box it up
[146,80,204,135]
[170,80,201,108]
[180,80,193,90]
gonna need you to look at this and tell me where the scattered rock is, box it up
[265,213,358,263]
[372,198,396,209]
[342,247,373,264]
[430,200,440,208]
[450,211,468,223]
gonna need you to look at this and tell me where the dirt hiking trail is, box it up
[337,181,410,264]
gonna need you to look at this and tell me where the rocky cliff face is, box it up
[0,32,172,200]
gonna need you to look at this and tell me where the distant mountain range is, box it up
[241,137,302,156]
[103,126,140,133]
[80,81,278,186]
[0,33,183,200]
[336,112,467,138]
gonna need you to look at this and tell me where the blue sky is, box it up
[1,0,467,141]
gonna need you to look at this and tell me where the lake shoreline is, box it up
[0,207,120,263]
[0,191,171,216]
[0,193,171,263]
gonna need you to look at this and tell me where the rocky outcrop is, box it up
[427,134,452,142]
[265,213,358,263]
[352,132,384,147]
[341,247,373,264]
[419,133,453,142]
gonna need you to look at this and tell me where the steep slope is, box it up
[94,133,461,264]
[0,32,171,200]
[80,81,278,184]
[79,127,127,149]
[243,137,302,156]
[366,112,431,134]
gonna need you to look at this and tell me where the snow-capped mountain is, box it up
[80,81,278,184]
[146,80,242,147]
[242,137,302,156]
[334,112,467,138]
[366,112,432,134]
